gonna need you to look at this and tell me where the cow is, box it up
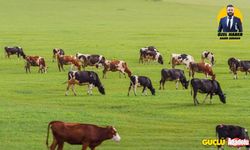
[57,54,81,71]
[24,56,47,73]
[159,68,189,90]
[169,53,194,69]
[4,46,25,59]
[139,50,163,64]
[128,75,155,96]
[103,60,132,78]
[190,78,226,105]
[76,53,105,69]
[65,70,105,96]
[228,57,250,79]
[201,50,215,66]
[216,124,250,150]
[139,46,158,63]
[189,62,216,80]
[46,121,121,150]
[52,48,64,62]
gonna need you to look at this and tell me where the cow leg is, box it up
[102,69,107,79]
[209,93,213,104]
[82,143,89,150]
[193,90,199,105]
[175,80,179,90]
[159,79,165,90]
[57,63,61,72]
[127,83,132,96]
[57,142,64,150]
[202,93,209,104]
[50,137,58,150]
[133,85,137,96]
[142,86,147,96]
[71,85,77,96]
[87,84,93,95]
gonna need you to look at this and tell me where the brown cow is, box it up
[189,62,215,80]
[103,60,132,78]
[25,56,47,73]
[46,121,121,150]
[57,54,81,71]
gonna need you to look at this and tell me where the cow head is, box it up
[158,55,164,64]
[218,93,226,104]
[98,85,105,95]
[150,88,155,95]
[181,79,189,89]
[107,126,121,142]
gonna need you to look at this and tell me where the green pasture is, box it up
[0,0,250,149]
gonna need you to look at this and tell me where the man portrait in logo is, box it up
[218,4,243,32]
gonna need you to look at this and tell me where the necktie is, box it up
[228,18,231,30]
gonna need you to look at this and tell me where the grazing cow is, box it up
[103,60,132,78]
[228,57,250,79]
[25,56,47,73]
[201,50,215,66]
[139,46,158,63]
[57,54,81,71]
[216,124,250,150]
[128,75,155,96]
[52,48,64,62]
[159,68,189,90]
[140,50,163,64]
[4,46,25,59]
[190,78,226,105]
[76,53,105,69]
[169,53,194,69]
[46,121,121,150]
[189,62,216,80]
[65,70,105,95]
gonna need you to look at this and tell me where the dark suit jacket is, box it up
[218,16,243,32]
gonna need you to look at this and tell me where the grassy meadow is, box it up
[0,0,250,149]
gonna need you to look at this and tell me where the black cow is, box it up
[159,68,189,90]
[65,71,105,95]
[128,75,155,96]
[4,46,25,59]
[228,57,250,79]
[76,53,106,69]
[52,48,65,62]
[216,124,250,150]
[190,78,226,105]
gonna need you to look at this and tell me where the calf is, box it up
[189,62,216,80]
[159,68,189,90]
[57,54,81,71]
[103,60,132,78]
[139,46,158,63]
[65,70,105,95]
[4,46,25,59]
[228,57,250,79]
[76,53,105,69]
[52,48,64,62]
[128,75,155,96]
[46,121,121,150]
[170,53,194,69]
[190,78,226,105]
[140,50,163,64]
[216,124,249,150]
[201,50,215,66]
[25,56,47,73]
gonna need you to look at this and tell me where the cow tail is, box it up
[46,122,52,149]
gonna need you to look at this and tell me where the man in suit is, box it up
[218,4,243,32]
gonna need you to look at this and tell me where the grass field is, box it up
[0,0,250,149]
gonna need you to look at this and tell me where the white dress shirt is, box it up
[227,16,234,29]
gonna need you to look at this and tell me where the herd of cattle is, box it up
[4,46,250,105]
[4,46,250,149]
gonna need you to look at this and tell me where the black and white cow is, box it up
[128,75,155,96]
[216,124,250,150]
[65,71,105,96]
[139,46,158,63]
[170,53,194,69]
[190,78,226,105]
[159,68,189,90]
[201,51,215,66]
[228,57,250,79]
[52,48,65,62]
[76,53,106,69]
[4,46,25,59]
[139,50,163,64]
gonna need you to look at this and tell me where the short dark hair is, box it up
[227,4,234,8]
